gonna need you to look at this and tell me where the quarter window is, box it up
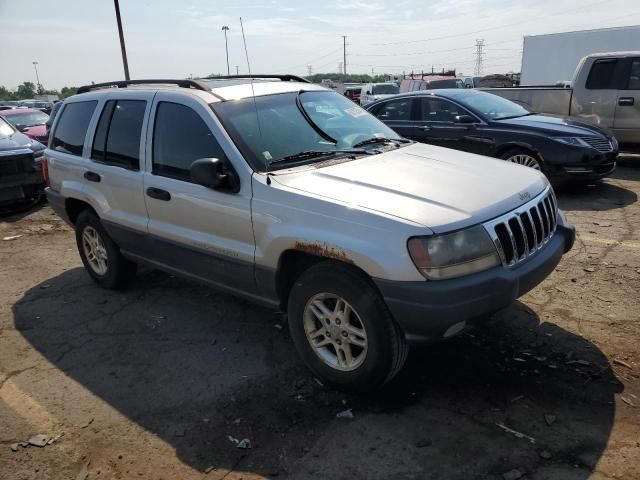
[51,101,97,156]
[420,98,462,122]
[627,59,640,90]
[92,100,146,170]
[586,59,618,90]
[374,98,413,121]
[152,102,226,181]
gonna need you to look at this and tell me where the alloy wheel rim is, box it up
[303,293,368,372]
[507,154,541,170]
[81,226,108,275]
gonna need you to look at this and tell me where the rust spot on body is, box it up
[293,241,353,264]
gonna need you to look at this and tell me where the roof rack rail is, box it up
[201,74,310,83]
[77,79,211,94]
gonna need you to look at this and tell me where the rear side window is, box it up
[373,98,413,121]
[152,102,226,181]
[586,59,618,90]
[51,101,97,156]
[92,100,146,170]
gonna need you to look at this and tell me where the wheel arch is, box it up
[493,142,542,160]
[65,197,98,225]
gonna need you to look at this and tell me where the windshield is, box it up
[372,84,399,95]
[456,91,531,120]
[212,91,401,171]
[4,111,49,127]
[0,117,15,138]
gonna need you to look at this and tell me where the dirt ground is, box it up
[1,163,639,480]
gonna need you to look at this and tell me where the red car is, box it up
[0,108,49,145]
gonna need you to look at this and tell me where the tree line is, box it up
[0,82,78,101]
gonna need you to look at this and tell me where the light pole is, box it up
[222,26,230,75]
[32,61,42,93]
[235,65,239,75]
[113,0,130,80]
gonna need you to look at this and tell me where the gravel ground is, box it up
[1,164,639,480]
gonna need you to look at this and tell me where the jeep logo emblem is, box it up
[519,191,531,201]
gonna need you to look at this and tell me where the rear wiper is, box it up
[352,137,410,148]
[269,149,368,167]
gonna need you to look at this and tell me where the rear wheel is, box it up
[500,148,543,171]
[75,210,136,289]
[287,261,408,392]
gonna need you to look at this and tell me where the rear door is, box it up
[613,57,640,144]
[368,97,419,139]
[84,91,152,251]
[143,91,257,294]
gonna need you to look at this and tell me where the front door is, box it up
[143,92,257,294]
[614,57,640,144]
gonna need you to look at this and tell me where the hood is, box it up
[272,143,548,233]
[0,131,35,151]
[21,124,47,138]
[495,114,612,138]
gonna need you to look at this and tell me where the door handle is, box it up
[83,171,101,182]
[618,97,635,106]
[420,125,432,131]
[146,187,171,201]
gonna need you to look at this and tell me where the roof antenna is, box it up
[239,17,268,179]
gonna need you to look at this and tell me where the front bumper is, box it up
[375,217,575,344]
[545,147,618,183]
[0,170,44,206]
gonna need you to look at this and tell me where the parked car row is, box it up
[0,99,56,115]
[44,76,575,391]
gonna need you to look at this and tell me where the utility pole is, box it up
[222,26,230,75]
[32,61,41,92]
[113,0,130,80]
[474,39,485,76]
[342,35,347,81]
[235,65,239,75]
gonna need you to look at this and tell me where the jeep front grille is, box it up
[582,137,612,153]
[484,187,558,267]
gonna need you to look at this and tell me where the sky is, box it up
[1,0,639,90]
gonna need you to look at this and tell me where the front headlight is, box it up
[407,225,501,280]
[552,137,591,148]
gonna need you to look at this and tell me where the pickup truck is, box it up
[485,52,640,147]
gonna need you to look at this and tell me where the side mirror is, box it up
[366,90,372,95]
[454,115,476,124]
[16,125,28,132]
[190,158,236,191]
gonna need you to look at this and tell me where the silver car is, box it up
[44,76,575,391]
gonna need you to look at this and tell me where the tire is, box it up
[499,147,544,172]
[75,209,136,289]
[287,261,408,393]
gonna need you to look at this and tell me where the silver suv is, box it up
[44,76,575,391]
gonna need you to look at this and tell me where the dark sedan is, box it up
[365,89,618,183]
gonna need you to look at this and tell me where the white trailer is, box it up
[520,25,640,85]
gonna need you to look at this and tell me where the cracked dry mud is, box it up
[1,164,639,480]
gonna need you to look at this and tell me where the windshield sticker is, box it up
[344,106,367,118]
[262,151,273,161]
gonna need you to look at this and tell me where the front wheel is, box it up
[287,261,408,392]
[500,148,544,171]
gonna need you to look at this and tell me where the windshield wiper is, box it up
[295,90,337,145]
[352,137,410,148]
[269,149,368,167]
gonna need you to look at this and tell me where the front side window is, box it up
[92,100,146,170]
[153,102,226,181]
[586,59,618,90]
[373,98,413,121]
[627,59,640,90]
[51,101,97,156]
[212,91,401,171]
[420,98,462,122]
